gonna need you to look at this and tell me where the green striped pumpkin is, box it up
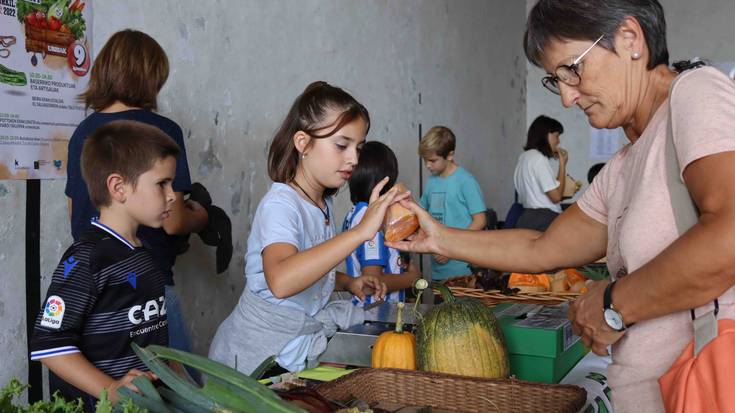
[416,282,510,378]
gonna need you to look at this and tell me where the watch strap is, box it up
[604,280,632,331]
[604,280,616,311]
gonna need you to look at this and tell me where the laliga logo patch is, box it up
[40,295,65,329]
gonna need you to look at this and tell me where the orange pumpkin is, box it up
[371,302,417,370]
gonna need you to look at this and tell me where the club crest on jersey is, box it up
[63,256,78,278]
[40,295,65,329]
[127,271,137,289]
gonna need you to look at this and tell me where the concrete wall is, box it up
[144,0,527,357]
[0,181,30,395]
[0,0,528,394]
[525,0,735,199]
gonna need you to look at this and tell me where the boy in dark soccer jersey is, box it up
[30,120,180,410]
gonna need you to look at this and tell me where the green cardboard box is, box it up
[491,303,589,383]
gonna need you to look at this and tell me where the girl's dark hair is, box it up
[349,141,398,204]
[525,115,563,158]
[267,81,370,197]
[524,0,669,71]
[79,29,169,111]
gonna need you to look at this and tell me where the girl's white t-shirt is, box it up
[513,149,562,212]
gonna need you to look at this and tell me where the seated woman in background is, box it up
[513,115,569,231]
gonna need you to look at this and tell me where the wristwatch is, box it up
[603,280,628,332]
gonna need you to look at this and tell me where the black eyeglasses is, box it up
[542,35,604,95]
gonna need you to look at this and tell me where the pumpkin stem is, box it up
[395,302,405,333]
[411,279,429,321]
[411,297,424,323]
[431,282,456,303]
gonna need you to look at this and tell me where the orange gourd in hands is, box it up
[383,183,419,242]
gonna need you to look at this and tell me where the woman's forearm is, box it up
[614,211,735,324]
[436,227,548,272]
[435,205,606,273]
[613,152,735,324]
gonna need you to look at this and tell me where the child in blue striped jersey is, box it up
[342,141,421,306]
[31,120,178,410]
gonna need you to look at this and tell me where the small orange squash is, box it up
[371,302,417,370]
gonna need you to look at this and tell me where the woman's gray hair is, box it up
[524,0,669,71]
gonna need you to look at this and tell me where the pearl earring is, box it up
[301,153,307,159]
[632,52,641,60]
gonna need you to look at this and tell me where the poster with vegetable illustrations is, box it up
[0,0,91,179]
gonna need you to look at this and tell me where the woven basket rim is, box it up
[433,285,581,306]
[316,368,587,413]
[318,367,586,390]
[439,286,582,298]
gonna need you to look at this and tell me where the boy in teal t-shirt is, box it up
[419,126,487,280]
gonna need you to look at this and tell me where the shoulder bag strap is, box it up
[665,68,720,356]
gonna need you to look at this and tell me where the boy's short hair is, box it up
[81,120,180,208]
[419,126,455,158]
[349,141,398,204]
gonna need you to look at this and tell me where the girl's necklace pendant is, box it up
[291,180,330,226]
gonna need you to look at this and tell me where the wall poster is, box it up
[0,0,91,179]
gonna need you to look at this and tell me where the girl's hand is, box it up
[556,147,569,165]
[349,275,387,302]
[385,198,445,255]
[355,177,411,241]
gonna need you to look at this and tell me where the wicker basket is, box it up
[317,368,586,413]
[25,25,75,57]
[438,286,581,307]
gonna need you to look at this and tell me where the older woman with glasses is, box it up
[387,0,735,410]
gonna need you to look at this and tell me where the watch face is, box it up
[604,308,624,331]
